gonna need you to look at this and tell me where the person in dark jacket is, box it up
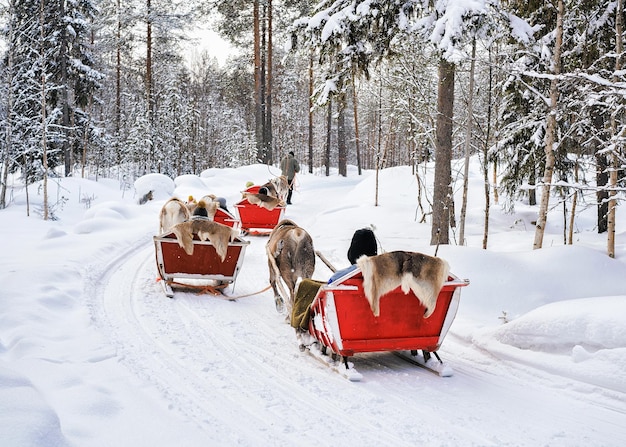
[328,228,378,283]
[280,151,300,204]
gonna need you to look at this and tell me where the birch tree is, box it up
[533,0,564,249]
[458,39,477,247]
[607,0,623,258]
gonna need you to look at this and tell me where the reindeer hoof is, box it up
[274,296,285,313]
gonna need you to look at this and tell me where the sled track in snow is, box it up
[87,235,626,446]
[88,237,429,445]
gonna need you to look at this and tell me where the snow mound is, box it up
[134,174,174,202]
[492,296,626,352]
[0,366,69,447]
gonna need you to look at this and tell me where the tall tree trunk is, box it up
[596,150,609,233]
[1,0,15,209]
[409,95,415,174]
[40,0,49,220]
[492,41,501,207]
[146,0,154,169]
[533,0,563,250]
[482,44,495,249]
[568,161,579,244]
[60,0,72,176]
[375,75,383,207]
[337,92,347,177]
[82,27,95,179]
[265,0,273,163]
[459,39,476,246]
[253,0,263,162]
[492,164,499,204]
[352,75,362,175]
[115,0,122,166]
[431,58,455,246]
[308,50,314,173]
[259,3,268,163]
[608,0,623,258]
[528,159,537,205]
[325,98,331,176]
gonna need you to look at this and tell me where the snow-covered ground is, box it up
[1,159,625,446]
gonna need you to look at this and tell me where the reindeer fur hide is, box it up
[188,195,220,217]
[356,251,449,318]
[192,199,219,219]
[159,198,191,233]
[171,219,239,260]
[265,176,289,202]
[242,191,285,210]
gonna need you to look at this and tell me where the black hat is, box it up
[347,228,377,264]
[193,200,208,217]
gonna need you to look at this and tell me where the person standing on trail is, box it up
[280,151,300,205]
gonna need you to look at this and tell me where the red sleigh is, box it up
[153,226,249,298]
[233,185,285,235]
[304,268,469,379]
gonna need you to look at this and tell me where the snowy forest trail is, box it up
[89,225,626,447]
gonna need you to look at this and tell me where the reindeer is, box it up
[268,176,289,202]
[266,219,315,318]
[257,176,289,201]
[159,198,191,234]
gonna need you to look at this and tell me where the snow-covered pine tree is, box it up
[560,0,626,249]
[2,0,58,218]
[501,0,625,253]
[292,0,533,246]
[43,0,101,177]
[2,0,102,191]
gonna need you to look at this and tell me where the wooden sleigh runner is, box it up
[153,214,249,298]
[295,266,469,380]
[234,185,285,235]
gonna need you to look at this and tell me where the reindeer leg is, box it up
[267,243,287,314]
[268,262,285,313]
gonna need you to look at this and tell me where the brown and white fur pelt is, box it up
[266,219,315,317]
[171,219,239,260]
[242,191,285,210]
[159,197,191,233]
[193,198,220,219]
[262,176,289,202]
[187,195,220,217]
[356,251,449,318]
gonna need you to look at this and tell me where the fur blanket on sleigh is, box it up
[242,191,285,211]
[170,218,239,261]
[356,251,449,318]
[291,279,324,330]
